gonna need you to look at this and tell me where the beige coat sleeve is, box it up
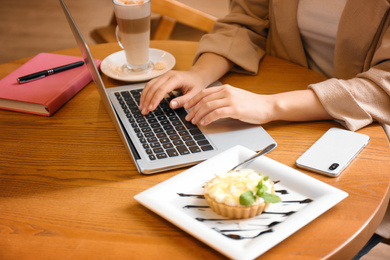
[194,0,270,74]
[309,19,390,131]
[309,68,390,131]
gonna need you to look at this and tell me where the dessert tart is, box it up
[204,169,280,219]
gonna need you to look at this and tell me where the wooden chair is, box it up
[91,0,217,43]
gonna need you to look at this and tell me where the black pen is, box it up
[17,61,85,84]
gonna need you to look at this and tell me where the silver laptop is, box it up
[59,0,276,174]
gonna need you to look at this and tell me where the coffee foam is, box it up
[116,0,144,3]
[113,0,150,19]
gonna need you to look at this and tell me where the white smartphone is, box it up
[296,128,370,177]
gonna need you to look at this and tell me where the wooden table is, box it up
[0,41,389,259]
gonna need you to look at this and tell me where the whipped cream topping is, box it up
[115,0,146,5]
[113,0,150,19]
[204,169,273,207]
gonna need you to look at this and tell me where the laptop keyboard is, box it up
[114,89,214,161]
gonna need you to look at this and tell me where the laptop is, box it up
[59,0,276,174]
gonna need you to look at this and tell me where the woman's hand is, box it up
[184,84,276,126]
[139,53,234,115]
[139,70,207,115]
[184,85,332,126]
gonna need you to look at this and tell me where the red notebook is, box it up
[0,53,101,116]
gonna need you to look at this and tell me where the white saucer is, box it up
[100,48,175,82]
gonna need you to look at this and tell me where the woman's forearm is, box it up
[271,89,332,122]
[189,53,234,87]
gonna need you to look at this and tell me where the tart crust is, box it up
[204,193,270,219]
[204,171,277,219]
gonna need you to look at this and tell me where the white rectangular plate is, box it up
[134,145,348,260]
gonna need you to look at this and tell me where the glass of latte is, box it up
[113,0,153,73]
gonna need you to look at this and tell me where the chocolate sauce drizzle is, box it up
[177,193,205,199]
[283,198,313,204]
[183,205,209,209]
[215,228,274,240]
[217,221,281,229]
[177,179,314,240]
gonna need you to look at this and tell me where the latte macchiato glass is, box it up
[113,0,152,73]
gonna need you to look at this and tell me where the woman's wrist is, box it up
[270,90,332,122]
[189,53,233,87]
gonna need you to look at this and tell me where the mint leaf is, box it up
[257,185,268,196]
[239,191,256,206]
[239,176,282,206]
[256,179,263,189]
[256,180,268,197]
[261,192,282,203]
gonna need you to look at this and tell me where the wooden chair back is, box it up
[152,0,216,40]
[91,0,217,43]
